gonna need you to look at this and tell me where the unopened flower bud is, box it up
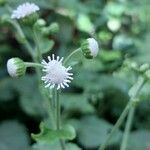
[145,70,150,79]
[81,38,99,59]
[42,22,59,35]
[139,63,149,73]
[34,19,46,28]
[48,22,59,34]
[7,58,26,77]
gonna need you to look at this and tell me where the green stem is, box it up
[99,101,132,150]
[33,29,42,61]
[25,62,43,68]
[99,77,146,150]
[42,89,56,129]
[63,48,81,66]
[120,77,146,150]
[56,90,60,129]
[10,21,34,56]
[56,90,66,150]
[6,5,34,56]
[120,107,135,150]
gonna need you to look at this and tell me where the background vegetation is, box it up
[0,0,150,150]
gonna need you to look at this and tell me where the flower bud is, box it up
[34,19,46,28]
[7,58,26,77]
[145,70,150,79]
[41,22,59,35]
[81,38,99,59]
[48,22,59,34]
[139,63,149,73]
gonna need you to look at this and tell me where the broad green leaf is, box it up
[20,92,46,117]
[77,116,122,148]
[38,38,54,54]
[82,58,104,72]
[0,78,15,101]
[0,120,30,150]
[32,142,81,150]
[32,122,76,143]
[61,93,94,113]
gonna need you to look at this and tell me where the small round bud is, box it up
[130,62,138,70]
[139,63,149,73]
[7,58,26,77]
[48,22,59,34]
[42,22,59,35]
[34,19,46,28]
[107,18,121,32]
[81,38,99,59]
[145,70,150,79]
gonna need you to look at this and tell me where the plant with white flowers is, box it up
[3,1,150,150]
[6,2,101,150]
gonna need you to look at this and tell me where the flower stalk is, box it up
[120,76,146,150]
[55,89,66,150]
[99,76,146,150]
[25,62,43,68]
[63,48,81,66]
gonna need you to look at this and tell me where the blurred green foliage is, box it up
[0,0,150,150]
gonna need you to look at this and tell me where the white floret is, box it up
[87,38,99,57]
[7,58,17,77]
[11,2,39,19]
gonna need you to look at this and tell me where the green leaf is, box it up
[76,13,94,33]
[0,120,30,150]
[100,50,122,62]
[0,78,15,101]
[38,38,54,54]
[32,122,76,143]
[61,93,94,113]
[128,130,150,150]
[77,116,122,148]
[32,142,81,150]
[20,92,46,117]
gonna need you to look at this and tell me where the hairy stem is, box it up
[25,62,43,68]
[120,107,135,150]
[99,77,146,150]
[56,90,66,150]
[63,48,81,66]
[33,29,42,62]
[120,77,146,150]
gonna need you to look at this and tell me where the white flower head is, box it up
[11,2,40,19]
[81,38,99,59]
[41,54,73,90]
[7,58,26,77]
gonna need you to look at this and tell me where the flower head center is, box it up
[45,60,67,84]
